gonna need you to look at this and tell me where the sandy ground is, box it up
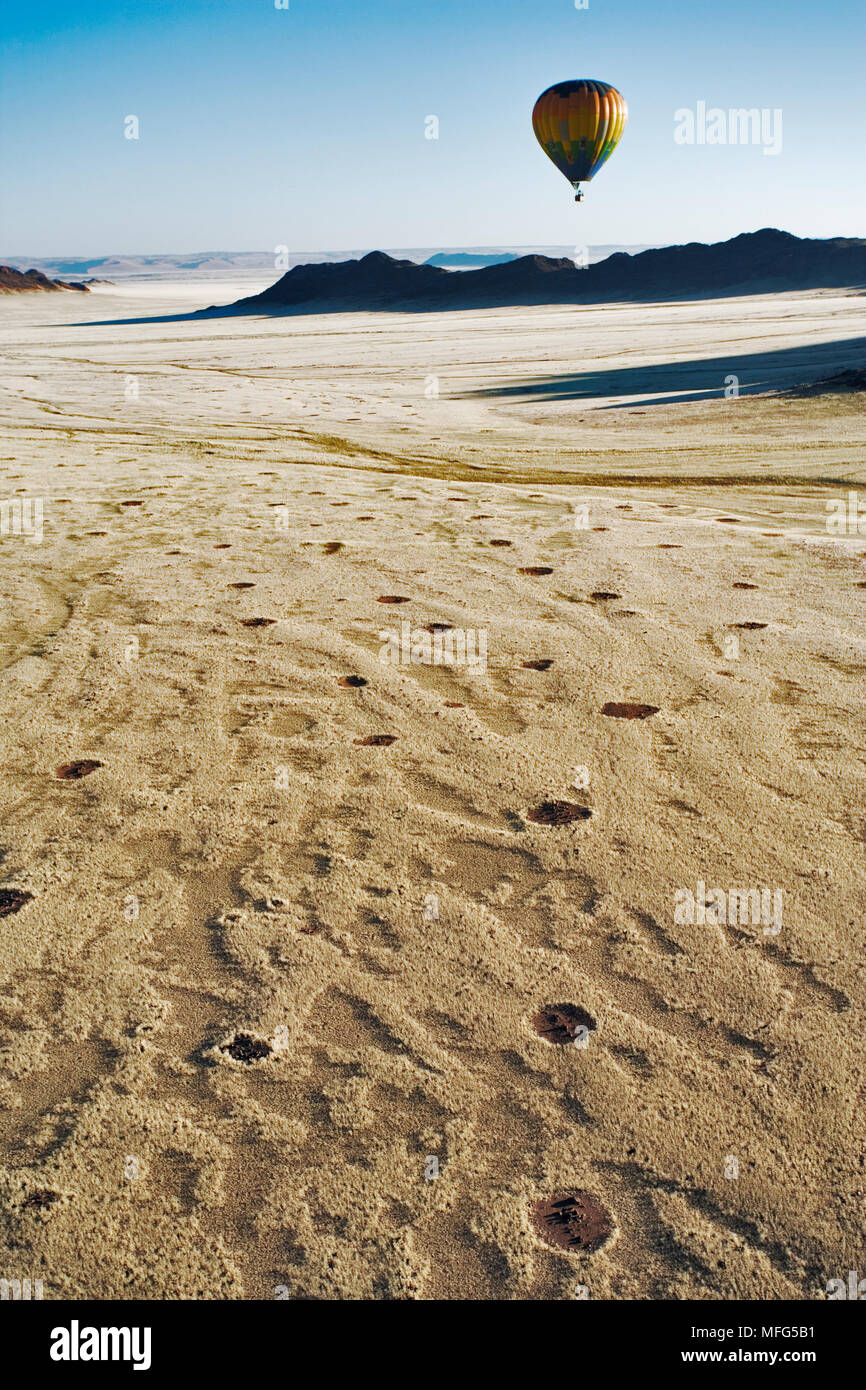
[0,282,864,1301]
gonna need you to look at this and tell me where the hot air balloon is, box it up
[532,80,627,201]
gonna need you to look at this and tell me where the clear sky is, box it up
[1,0,864,258]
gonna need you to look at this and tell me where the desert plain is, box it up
[0,280,864,1299]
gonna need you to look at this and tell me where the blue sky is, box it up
[1,0,864,257]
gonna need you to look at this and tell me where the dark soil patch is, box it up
[0,888,33,917]
[531,1191,614,1254]
[527,801,591,826]
[531,1003,597,1045]
[222,1033,272,1064]
[601,702,659,719]
[55,759,103,780]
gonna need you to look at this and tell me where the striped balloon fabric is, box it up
[532,79,627,194]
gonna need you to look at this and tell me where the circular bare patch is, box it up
[21,1189,60,1210]
[354,734,396,746]
[527,801,591,826]
[55,759,103,780]
[601,702,659,719]
[532,1191,614,1254]
[0,888,33,917]
[222,1033,272,1064]
[531,1003,596,1045]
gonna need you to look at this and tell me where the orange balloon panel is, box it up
[532,79,627,186]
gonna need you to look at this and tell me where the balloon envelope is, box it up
[532,80,627,188]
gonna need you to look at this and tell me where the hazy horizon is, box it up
[5,227,860,280]
[3,241,658,272]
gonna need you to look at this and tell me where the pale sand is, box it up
[0,284,864,1299]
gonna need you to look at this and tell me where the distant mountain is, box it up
[2,252,284,282]
[583,230,866,300]
[0,265,88,294]
[237,249,581,311]
[232,230,866,314]
[9,245,653,282]
[425,252,517,268]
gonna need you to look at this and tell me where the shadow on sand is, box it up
[67,303,254,329]
[459,336,866,408]
[65,300,866,410]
